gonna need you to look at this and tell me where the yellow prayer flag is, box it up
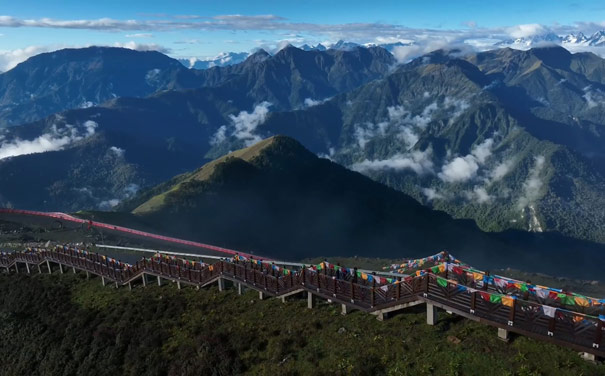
[473,272,483,281]
[438,264,446,273]
[502,296,515,307]
[574,297,590,307]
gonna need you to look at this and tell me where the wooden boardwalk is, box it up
[1,247,603,361]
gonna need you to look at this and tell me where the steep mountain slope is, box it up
[0,86,253,211]
[0,46,396,210]
[206,48,605,244]
[194,45,396,110]
[2,45,605,245]
[0,47,205,128]
[119,136,605,278]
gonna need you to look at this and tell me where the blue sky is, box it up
[0,0,604,70]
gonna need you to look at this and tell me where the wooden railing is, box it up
[0,248,603,358]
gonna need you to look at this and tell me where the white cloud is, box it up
[353,102,440,151]
[211,102,272,147]
[97,183,139,210]
[439,155,479,183]
[489,159,514,182]
[125,33,153,38]
[113,41,169,53]
[443,97,470,122]
[471,138,493,163]
[303,98,327,107]
[109,146,125,157]
[0,120,98,160]
[582,86,604,109]
[438,138,494,183]
[422,187,443,201]
[210,125,228,146]
[518,155,546,209]
[467,186,492,204]
[98,199,121,210]
[506,24,547,39]
[351,148,434,175]
[0,45,53,72]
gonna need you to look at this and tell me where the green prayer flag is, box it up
[560,294,575,305]
[431,266,440,273]
[437,277,448,288]
[490,294,502,304]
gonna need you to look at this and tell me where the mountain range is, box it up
[0,45,395,211]
[0,44,604,248]
[500,30,605,48]
[178,52,250,70]
[102,136,605,279]
[0,47,207,128]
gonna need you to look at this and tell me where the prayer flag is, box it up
[502,296,515,307]
[437,277,448,288]
[542,305,556,318]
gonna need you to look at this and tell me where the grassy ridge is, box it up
[0,273,603,375]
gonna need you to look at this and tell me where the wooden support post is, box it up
[46,260,51,273]
[72,267,76,274]
[376,310,386,321]
[128,282,132,291]
[37,264,41,273]
[258,291,265,300]
[25,263,30,274]
[101,277,106,286]
[548,317,556,337]
[177,281,181,290]
[59,263,64,274]
[238,283,243,295]
[86,271,90,279]
[497,328,510,342]
[281,296,286,303]
[470,291,477,314]
[581,352,596,362]
[307,292,315,309]
[142,274,147,287]
[115,281,118,289]
[426,303,437,325]
[218,277,225,292]
[341,304,350,315]
[157,275,162,287]
[14,263,18,274]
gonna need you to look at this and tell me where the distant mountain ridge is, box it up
[0,46,206,128]
[1,44,605,246]
[0,45,395,211]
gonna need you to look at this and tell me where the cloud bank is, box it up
[0,120,98,160]
[518,155,546,209]
[438,138,494,183]
[211,102,272,147]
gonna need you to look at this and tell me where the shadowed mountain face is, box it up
[0,47,207,128]
[111,136,605,280]
[241,47,605,245]
[0,45,396,129]
[193,46,397,110]
[0,46,396,211]
[1,45,605,246]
